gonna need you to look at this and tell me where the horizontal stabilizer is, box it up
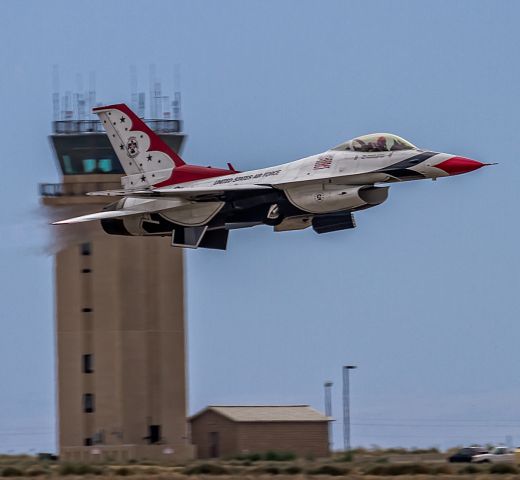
[52,210,144,225]
[53,199,186,225]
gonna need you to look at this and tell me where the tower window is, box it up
[82,308,92,313]
[84,438,92,446]
[82,268,91,273]
[80,243,91,256]
[83,393,94,413]
[83,354,93,374]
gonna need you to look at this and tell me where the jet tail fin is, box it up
[93,104,184,189]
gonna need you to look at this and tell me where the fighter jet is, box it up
[54,104,490,250]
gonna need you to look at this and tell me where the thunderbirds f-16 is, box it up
[54,104,491,250]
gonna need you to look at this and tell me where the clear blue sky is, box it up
[1,0,519,453]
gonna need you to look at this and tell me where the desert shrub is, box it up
[380,448,409,455]
[365,463,431,475]
[115,467,134,476]
[80,464,103,475]
[308,464,347,476]
[459,464,480,474]
[490,463,518,474]
[58,464,75,475]
[233,452,261,462]
[431,464,451,474]
[59,463,103,475]
[227,458,250,466]
[1,467,23,477]
[263,465,280,475]
[335,451,354,462]
[26,468,48,477]
[410,447,440,454]
[264,451,296,461]
[374,457,389,464]
[284,465,302,474]
[236,451,295,462]
[183,463,229,475]
[352,447,368,455]
[0,456,32,466]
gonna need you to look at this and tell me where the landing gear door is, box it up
[171,225,208,248]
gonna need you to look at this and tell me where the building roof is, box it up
[190,405,331,423]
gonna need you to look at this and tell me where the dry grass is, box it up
[0,450,518,479]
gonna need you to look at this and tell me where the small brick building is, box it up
[189,405,330,459]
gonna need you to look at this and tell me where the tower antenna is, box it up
[173,64,182,121]
[52,65,60,122]
[130,65,138,112]
[149,64,156,118]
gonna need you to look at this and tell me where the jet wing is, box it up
[87,183,273,199]
[53,184,273,225]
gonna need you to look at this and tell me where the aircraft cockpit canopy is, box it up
[332,133,416,153]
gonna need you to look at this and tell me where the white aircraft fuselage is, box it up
[54,104,490,250]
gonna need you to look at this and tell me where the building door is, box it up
[149,425,161,444]
[209,431,220,458]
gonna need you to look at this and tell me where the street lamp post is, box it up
[324,381,333,452]
[342,365,357,452]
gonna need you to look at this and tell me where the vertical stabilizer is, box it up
[93,103,185,189]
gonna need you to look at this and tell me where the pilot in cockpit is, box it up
[376,136,387,151]
[338,134,417,153]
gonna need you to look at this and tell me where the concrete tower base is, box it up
[55,235,194,462]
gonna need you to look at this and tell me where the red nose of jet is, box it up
[435,156,488,176]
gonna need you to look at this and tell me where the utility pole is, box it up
[324,381,333,453]
[342,365,357,451]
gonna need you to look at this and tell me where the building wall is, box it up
[189,411,238,458]
[236,422,329,458]
[56,235,193,460]
[190,413,329,459]
[60,444,186,463]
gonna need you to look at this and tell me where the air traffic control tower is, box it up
[40,81,195,462]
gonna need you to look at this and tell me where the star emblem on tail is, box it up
[126,137,139,158]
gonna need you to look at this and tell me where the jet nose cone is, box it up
[435,156,487,176]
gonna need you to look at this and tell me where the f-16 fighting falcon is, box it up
[54,104,491,250]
